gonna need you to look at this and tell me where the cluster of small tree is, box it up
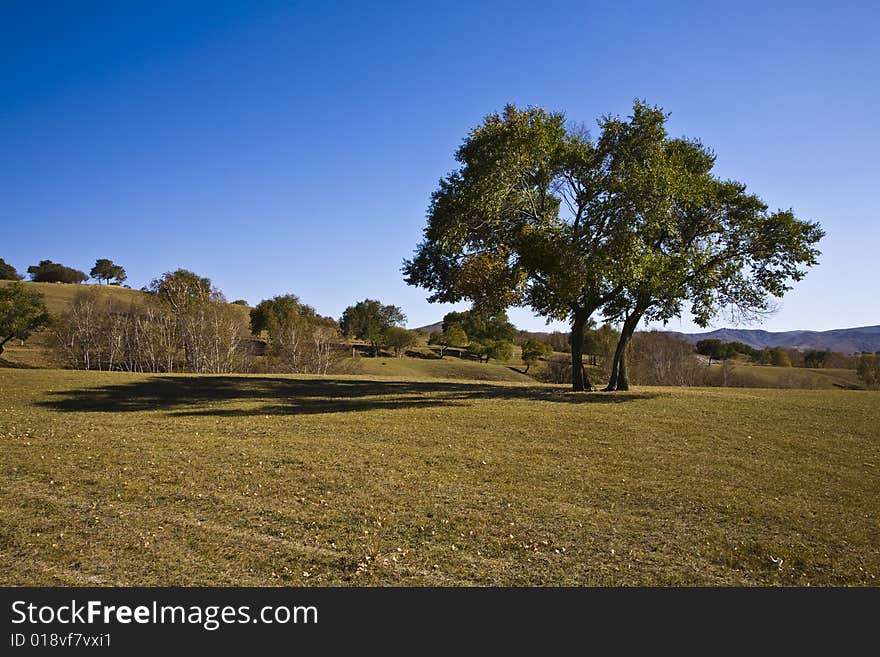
[428,324,468,357]
[339,299,413,357]
[428,310,517,363]
[250,294,341,373]
[695,339,856,370]
[27,260,88,284]
[695,339,749,365]
[14,258,128,285]
[404,101,824,391]
[52,270,250,372]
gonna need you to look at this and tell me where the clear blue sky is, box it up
[2,1,878,333]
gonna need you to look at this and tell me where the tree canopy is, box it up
[148,269,224,311]
[404,101,824,391]
[0,258,22,281]
[521,338,552,372]
[384,326,419,357]
[27,260,88,284]
[428,324,468,358]
[250,294,320,336]
[0,282,50,356]
[339,299,406,356]
[90,259,127,284]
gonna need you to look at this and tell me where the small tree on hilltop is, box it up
[0,282,50,357]
[339,299,406,356]
[90,259,127,285]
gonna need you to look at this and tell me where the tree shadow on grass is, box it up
[37,375,656,417]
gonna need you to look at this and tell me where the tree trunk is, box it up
[616,332,632,391]
[0,334,12,357]
[604,337,624,391]
[606,309,643,391]
[570,312,590,392]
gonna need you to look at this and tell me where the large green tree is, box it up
[405,101,823,391]
[0,282,50,357]
[404,105,635,390]
[339,299,406,356]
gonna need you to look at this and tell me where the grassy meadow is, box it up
[1,368,877,586]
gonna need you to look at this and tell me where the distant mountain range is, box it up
[669,325,880,354]
[415,321,880,354]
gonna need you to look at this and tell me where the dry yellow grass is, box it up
[1,368,877,586]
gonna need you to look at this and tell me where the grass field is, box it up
[1,368,877,586]
[345,354,533,382]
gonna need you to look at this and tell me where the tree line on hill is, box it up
[2,265,878,389]
[0,258,127,285]
[403,100,825,391]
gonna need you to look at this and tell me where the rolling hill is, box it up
[670,325,880,353]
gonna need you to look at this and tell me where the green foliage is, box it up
[468,339,514,363]
[597,101,823,389]
[383,326,419,357]
[404,104,626,324]
[443,310,514,345]
[428,324,469,357]
[90,259,127,284]
[856,354,879,388]
[0,282,50,354]
[249,294,338,373]
[521,338,551,371]
[148,269,224,310]
[250,294,318,336]
[27,260,88,284]
[696,339,737,363]
[582,324,619,361]
[804,350,831,368]
[339,299,406,355]
[404,100,823,392]
[0,258,22,281]
[726,341,761,360]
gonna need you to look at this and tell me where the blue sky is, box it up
[2,1,878,333]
